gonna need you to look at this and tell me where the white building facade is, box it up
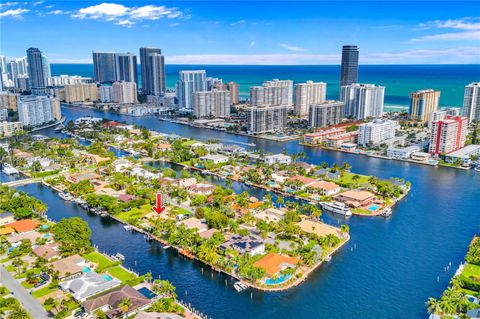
[358,119,399,146]
[340,83,385,120]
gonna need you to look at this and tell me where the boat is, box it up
[2,164,19,175]
[382,208,393,217]
[163,245,171,249]
[324,256,332,262]
[58,192,73,201]
[54,125,65,132]
[233,281,248,292]
[115,253,125,261]
[123,225,132,231]
[321,202,352,216]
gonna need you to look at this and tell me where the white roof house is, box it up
[200,154,229,164]
[59,271,121,301]
[264,153,292,165]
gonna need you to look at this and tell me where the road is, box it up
[0,265,50,319]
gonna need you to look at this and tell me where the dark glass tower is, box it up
[92,51,116,83]
[340,45,359,86]
[140,47,165,95]
[115,53,138,85]
[26,47,47,90]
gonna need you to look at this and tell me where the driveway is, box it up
[0,265,50,319]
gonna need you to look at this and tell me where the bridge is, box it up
[2,178,42,187]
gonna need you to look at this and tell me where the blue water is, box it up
[265,275,291,285]
[83,267,91,273]
[102,274,113,281]
[8,105,480,319]
[137,287,157,299]
[50,64,480,109]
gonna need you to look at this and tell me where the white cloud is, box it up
[47,10,66,15]
[72,2,183,27]
[250,41,256,47]
[0,8,28,18]
[230,19,245,26]
[0,2,19,9]
[280,43,308,52]
[413,17,480,42]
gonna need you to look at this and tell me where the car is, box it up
[34,281,46,288]
[74,310,87,318]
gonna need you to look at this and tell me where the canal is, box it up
[8,105,480,319]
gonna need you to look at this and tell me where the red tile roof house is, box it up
[4,219,40,233]
[334,190,376,208]
[186,183,216,195]
[285,175,316,191]
[82,285,152,319]
[306,181,342,197]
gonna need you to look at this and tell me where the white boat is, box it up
[2,164,19,175]
[58,192,73,201]
[115,253,125,261]
[54,125,65,132]
[233,281,247,292]
[321,202,352,216]
[324,256,332,262]
[382,208,393,217]
[123,225,132,231]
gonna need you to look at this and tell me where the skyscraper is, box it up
[193,90,231,118]
[112,81,137,103]
[26,47,48,90]
[308,101,344,128]
[429,115,468,155]
[409,89,440,123]
[246,105,288,134]
[462,82,480,123]
[340,83,385,119]
[139,47,166,96]
[227,82,239,104]
[92,51,116,83]
[115,53,138,85]
[250,79,293,108]
[294,81,327,118]
[42,54,51,79]
[340,45,359,86]
[176,70,207,109]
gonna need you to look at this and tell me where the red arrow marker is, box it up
[152,193,165,214]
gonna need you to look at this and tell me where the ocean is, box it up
[51,64,480,111]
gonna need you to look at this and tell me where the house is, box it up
[60,271,121,301]
[220,145,245,155]
[0,212,15,226]
[220,234,265,256]
[204,143,223,152]
[307,181,341,196]
[178,217,208,233]
[254,207,287,223]
[264,154,292,165]
[286,175,316,190]
[7,230,42,244]
[83,285,151,319]
[467,309,480,319]
[4,219,39,233]
[131,167,157,180]
[186,182,216,195]
[198,228,218,239]
[0,227,15,235]
[253,253,300,278]
[294,161,316,172]
[112,159,131,173]
[32,243,61,260]
[200,154,229,164]
[51,254,86,280]
[157,143,172,152]
[296,219,341,237]
[68,171,101,183]
[118,194,134,203]
[334,190,376,208]
[175,177,197,188]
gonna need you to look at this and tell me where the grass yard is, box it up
[115,204,152,222]
[336,172,370,186]
[352,208,373,215]
[32,284,59,298]
[83,251,116,270]
[181,140,200,147]
[461,263,480,280]
[105,265,136,283]
[170,206,191,216]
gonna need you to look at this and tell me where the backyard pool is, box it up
[82,267,91,273]
[103,274,113,281]
[368,204,380,211]
[264,274,291,285]
[137,287,157,299]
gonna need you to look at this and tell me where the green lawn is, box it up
[170,206,191,216]
[115,204,152,222]
[352,208,373,215]
[181,140,200,147]
[82,251,115,270]
[0,257,10,264]
[21,281,34,289]
[336,172,370,186]
[32,284,59,298]
[105,265,136,283]
[461,263,480,280]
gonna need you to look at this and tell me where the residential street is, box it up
[0,265,50,319]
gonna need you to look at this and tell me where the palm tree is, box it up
[426,297,442,317]
[8,305,31,319]
[118,298,132,313]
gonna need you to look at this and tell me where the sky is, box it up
[0,1,479,64]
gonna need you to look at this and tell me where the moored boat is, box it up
[382,208,393,217]
[234,281,248,292]
[2,163,19,175]
[321,202,352,216]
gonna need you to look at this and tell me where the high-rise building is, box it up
[0,92,20,111]
[308,101,344,128]
[0,56,6,74]
[64,83,98,103]
[26,48,48,91]
[193,90,231,118]
[0,121,21,137]
[340,45,359,86]
[112,81,137,103]
[15,75,30,92]
[176,70,207,109]
[294,81,327,117]
[42,55,51,79]
[250,80,293,108]
[246,105,288,134]
[462,82,480,124]
[48,75,93,86]
[428,108,461,128]
[92,51,116,83]
[17,95,59,127]
[139,47,166,96]
[340,83,385,119]
[115,53,138,85]
[227,82,239,104]
[99,85,113,103]
[429,115,468,155]
[358,119,399,146]
[409,89,440,123]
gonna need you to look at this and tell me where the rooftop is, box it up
[4,219,39,233]
[253,252,300,277]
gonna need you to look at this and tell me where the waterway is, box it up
[4,105,480,319]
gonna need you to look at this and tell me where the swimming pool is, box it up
[82,267,91,273]
[368,204,380,211]
[102,274,113,281]
[137,287,157,299]
[264,274,291,285]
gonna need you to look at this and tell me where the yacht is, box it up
[234,281,248,292]
[115,253,125,261]
[321,202,352,216]
[382,208,393,217]
[54,125,65,132]
[2,163,19,175]
[58,192,73,201]
[123,225,132,232]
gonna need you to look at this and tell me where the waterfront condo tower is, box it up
[340,45,359,87]
[462,82,480,124]
[139,47,166,96]
[115,53,138,86]
[26,47,48,91]
[227,82,240,104]
[176,70,207,110]
[340,83,385,120]
[429,115,468,155]
[92,51,116,83]
[193,90,231,118]
[308,100,344,128]
[409,89,440,124]
[295,81,327,118]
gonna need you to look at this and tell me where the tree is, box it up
[119,298,132,313]
[7,305,31,319]
[53,217,93,256]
